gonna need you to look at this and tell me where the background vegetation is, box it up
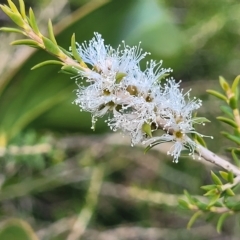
[0,0,240,239]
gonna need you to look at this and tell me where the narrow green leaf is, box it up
[58,70,75,75]
[19,0,26,19]
[228,171,234,184]
[219,171,228,181]
[192,117,211,124]
[1,6,25,27]
[226,201,240,211]
[7,0,19,14]
[211,171,223,185]
[225,201,234,209]
[144,140,167,153]
[29,8,40,34]
[0,218,39,240]
[158,73,169,81]
[216,116,237,128]
[208,194,220,207]
[219,76,230,92]
[229,96,238,110]
[226,188,235,196]
[11,39,38,46]
[48,19,57,45]
[0,27,24,34]
[232,75,240,94]
[204,188,218,196]
[221,132,240,145]
[206,90,227,101]
[220,105,233,118]
[228,147,240,153]
[31,60,64,70]
[194,134,207,147]
[184,190,196,205]
[178,199,189,209]
[115,72,127,83]
[200,185,216,191]
[71,33,83,64]
[59,46,72,58]
[231,149,240,168]
[60,65,80,75]
[42,36,61,55]
[214,201,223,208]
[194,199,208,211]
[187,211,202,229]
[142,122,152,137]
[217,212,231,233]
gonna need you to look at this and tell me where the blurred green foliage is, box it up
[0,0,240,239]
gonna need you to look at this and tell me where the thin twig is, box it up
[196,143,240,176]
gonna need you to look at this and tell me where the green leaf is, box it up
[158,73,169,81]
[225,188,235,196]
[11,39,39,47]
[204,188,218,196]
[71,33,84,64]
[228,171,234,184]
[142,122,152,137]
[219,171,228,181]
[7,0,19,14]
[229,96,237,110]
[216,116,237,128]
[220,105,233,118]
[19,0,26,19]
[231,149,240,168]
[184,190,196,205]
[208,194,220,207]
[58,46,72,58]
[42,36,61,55]
[232,75,240,95]
[214,201,223,208]
[0,218,38,240]
[211,171,222,185]
[200,184,216,191]
[219,76,230,92]
[29,8,40,35]
[227,147,240,153]
[31,60,64,70]
[217,212,231,233]
[226,201,240,211]
[206,89,227,101]
[48,19,57,45]
[178,199,189,209]
[194,199,208,210]
[116,72,127,83]
[187,211,202,229]
[194,134,207,147]
[144,140,167,153]
[1,6,25,27]
[221,132,240,145]
[192,117,211,124]
[60,65,80,75]
[0,27,24,34]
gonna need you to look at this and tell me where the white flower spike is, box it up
[74,33,209,162]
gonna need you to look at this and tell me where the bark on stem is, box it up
[195,143,240,176]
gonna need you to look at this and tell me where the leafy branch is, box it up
[0,0,88,75]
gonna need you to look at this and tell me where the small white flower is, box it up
[146,130,199,163]
[76,32,149,80]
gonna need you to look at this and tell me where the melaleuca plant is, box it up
[1,0,240,232]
